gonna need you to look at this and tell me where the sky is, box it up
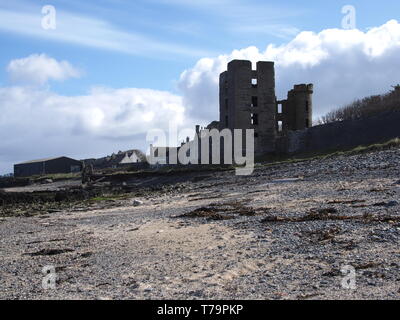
[0,0,400,174]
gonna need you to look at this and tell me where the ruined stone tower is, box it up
[151,60,314,165]
[277,84,313,133]
[218,59,313,156]
[219,60,277,155]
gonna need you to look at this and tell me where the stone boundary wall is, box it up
[278,111,400,154]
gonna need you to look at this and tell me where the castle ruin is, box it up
[217,59,313,156]
[150,59,314,164]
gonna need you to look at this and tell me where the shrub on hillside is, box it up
[317,85,400,124]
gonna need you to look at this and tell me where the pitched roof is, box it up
[90,149,146,168]
[16,157,78,165]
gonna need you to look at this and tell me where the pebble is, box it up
[133,200,143,206]
[385,201,399,207]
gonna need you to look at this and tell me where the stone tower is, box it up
[278,84,313,133]
[219,60,277,155]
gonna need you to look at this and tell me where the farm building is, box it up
[14,157,82,178]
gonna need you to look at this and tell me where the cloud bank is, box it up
[179,20,400,123]
[0,56,186,173]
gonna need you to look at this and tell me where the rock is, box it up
[189,290,204,297]
[268,177,304,184]
[129,283,140,290]
[373,201,399,207]
[133,200,143,206]
[385,201,399,207]
[55,191,68,202]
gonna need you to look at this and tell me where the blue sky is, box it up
[0,0,400,174]
[1,0,398,94]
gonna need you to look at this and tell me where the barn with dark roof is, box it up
[14,157,82,177]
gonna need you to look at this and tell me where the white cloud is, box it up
[7,54,81,86]
[0,86,185,139]
[178,20,400,124]
[0,53,193,174]
[0,85,187,173]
